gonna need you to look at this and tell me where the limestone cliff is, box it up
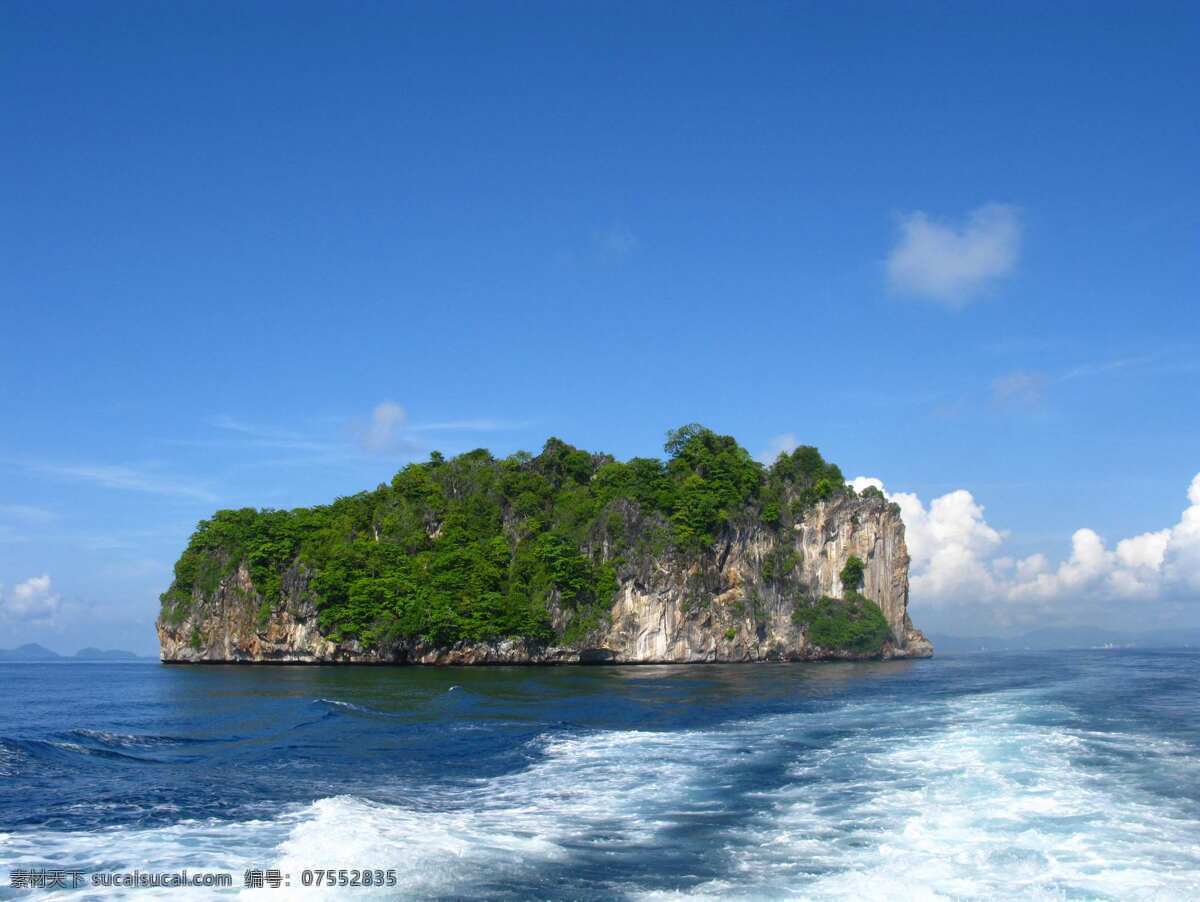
[157,491,931,664]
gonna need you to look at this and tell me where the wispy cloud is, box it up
[989,353,1161,414]
[756,433,799,464]
[359,401,420,454]
[991,371,1045,409]
[71,525,190,552]
[887,203,1020,307]
[211,414,276,437]
[13,461,217,502]
[594,223,638,261]
[208,415,338,453]
[0,504,57,525]
[1059,354,1158,382]
[0,504,58,545]
[201,405,528,461]
[921,349,1163,422]
[159,405,530,475]
[409,418,529,433]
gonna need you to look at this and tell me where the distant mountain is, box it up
[0,642,62,661]
[0,644,153,661]
[930,627,1200,654]
[74,647,142,660]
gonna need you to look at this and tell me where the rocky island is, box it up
[157,425,931,664]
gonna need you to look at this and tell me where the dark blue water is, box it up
[2,651,1199,899]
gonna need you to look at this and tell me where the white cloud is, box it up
[360,401,412,454]
[854,472,1200,613]
[892,488,1006,602]
[757,433,799,464]
[1165,474,1200,591]
[848,476,885,494]
[1,574,62,623]
[886,203,1020,306]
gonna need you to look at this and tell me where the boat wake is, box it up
[4,685,1199,899]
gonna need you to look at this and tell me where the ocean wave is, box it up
[3,690,1200,899]
[0,730,263,783]
[314,698,385,715]
[65,729,234,747]
[0,737,168,768]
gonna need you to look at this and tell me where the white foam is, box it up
[4,693,1200,899]
[0,811,292,900]
[0,727,739,898]
[672,694,1200,900]
[275,727,755,897]
[0,742,17,777]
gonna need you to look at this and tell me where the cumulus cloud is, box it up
[1163,475,1200,592]
[886,203,1020,306]
[894,488,1007,601]
[1,574,62,624]
[854,472,1200,613]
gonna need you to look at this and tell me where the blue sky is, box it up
[2,2,1197,652]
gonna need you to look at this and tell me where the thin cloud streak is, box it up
[207,415,337,452]
[0,504,57,524]
[952,352,1165,419]
[1058,353,1159,383]
[10,461,217,502]
[409,419,530,433]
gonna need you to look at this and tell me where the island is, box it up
[157,425,932,664]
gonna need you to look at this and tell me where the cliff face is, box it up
[157,492,931,664]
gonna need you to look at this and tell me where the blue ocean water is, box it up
[1,651,1198,899]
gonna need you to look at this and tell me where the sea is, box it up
[1,649,1198,900]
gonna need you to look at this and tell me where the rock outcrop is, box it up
[157,491,932,664]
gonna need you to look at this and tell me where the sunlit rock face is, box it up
[157,492,931,664]
[597,492,930,663]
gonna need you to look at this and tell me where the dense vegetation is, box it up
[791,593,890,653]
[162,425,871,648]
[781,555,890,654]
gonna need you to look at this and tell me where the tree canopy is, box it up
[161,425,855,647]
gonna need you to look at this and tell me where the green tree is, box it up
[840,555,865,590]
